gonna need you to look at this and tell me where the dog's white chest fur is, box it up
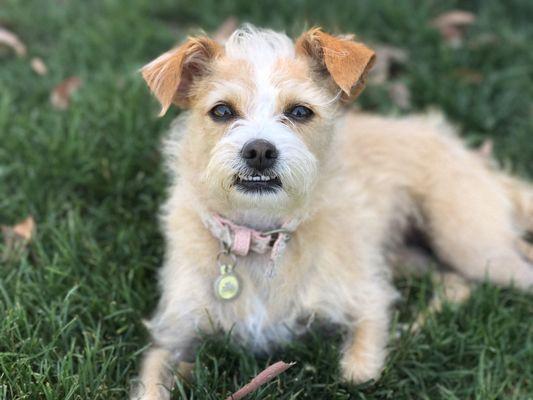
[213,253,307,351]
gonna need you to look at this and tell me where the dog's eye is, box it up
[209,103,235,122]
[286,105,314,121]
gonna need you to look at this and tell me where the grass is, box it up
[0,0,532,398]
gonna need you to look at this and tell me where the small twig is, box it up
[225,361,296,400]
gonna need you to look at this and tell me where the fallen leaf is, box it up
[31,57,48,75]
[388,81,411,109]
[1,216,36,261]
[213,16,239,43]
[369,45,408,84]
[0,26,27,56]
[11,216,35,241]
[431,10,476,47]
[50,76,82,110]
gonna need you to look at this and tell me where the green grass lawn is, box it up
[1,0,532,399]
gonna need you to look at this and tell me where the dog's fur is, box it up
[131,25,533,399]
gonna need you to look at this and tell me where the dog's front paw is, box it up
[130,384,171,400]
[339,351,384,384]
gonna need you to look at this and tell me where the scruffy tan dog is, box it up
[131,25,533,399]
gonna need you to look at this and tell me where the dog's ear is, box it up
[295,28,375,101]
[141,36,222,115]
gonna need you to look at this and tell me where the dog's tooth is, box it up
[252,176,260,181]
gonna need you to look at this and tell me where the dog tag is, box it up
[215,264,240,301]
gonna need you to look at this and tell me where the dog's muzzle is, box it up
[236,139,282,193]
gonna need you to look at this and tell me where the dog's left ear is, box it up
[296,28,375,101]
[141,36,222,115]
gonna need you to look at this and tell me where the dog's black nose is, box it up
[241,139,278,171]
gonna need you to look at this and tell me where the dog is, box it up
[131,25,533,399]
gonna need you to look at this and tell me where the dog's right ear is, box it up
[141,36,222,116]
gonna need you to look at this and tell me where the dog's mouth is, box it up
[234,174,282,193]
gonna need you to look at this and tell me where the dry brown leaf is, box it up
[213,16,239,43]
[369,45,408,84]
[1,216,36,261]
[50,76,82,110]
[0,26,27,56]
[431,10,476,47]
[389,81,411,109]
[431,10,476,29]
[31,57,48,75]
[11,216,35,241]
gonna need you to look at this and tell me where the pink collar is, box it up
[202,213,298,267]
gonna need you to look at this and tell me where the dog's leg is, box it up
[131,346,174,400]
[411,271,472,332]
[432,227,533,290]
[132,339,197,400]
[337,274,393,384]
[424,173,533,290]
[340,311,390,384]
[131,300,202,400]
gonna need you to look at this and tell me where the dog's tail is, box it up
[476,139,533,232]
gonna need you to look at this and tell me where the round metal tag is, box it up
[214,267,240,301]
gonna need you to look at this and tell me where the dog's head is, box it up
[142,25,374,219]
